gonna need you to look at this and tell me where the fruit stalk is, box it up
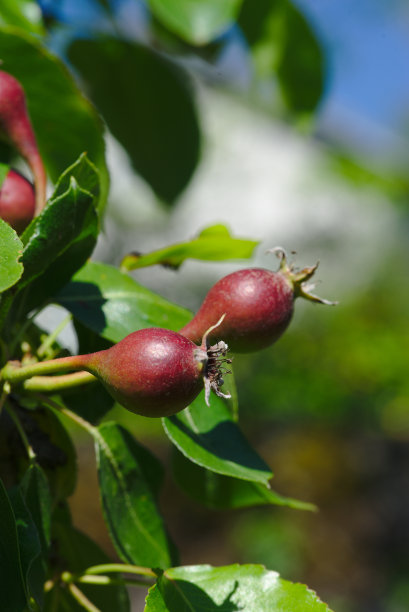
[23,371,96,392]
[1,354,89,384]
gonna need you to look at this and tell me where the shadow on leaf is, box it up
[158,577,241,611]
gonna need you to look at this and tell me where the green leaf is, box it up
[20,464,51,556]
[5,155,99,321]
[57,261,191,343]
[239,0,324,115]
[0,479,27,612]
[172,448,316,511]
[275,0,324,114]
[28,407,77,501]
[148,0,242,45]
[121,224,259,271]
[147,563,333,611]
[19,179,93,287]
[68,36,199,203]
[0,218,23,292]
[0,28,108,207]
[46,503,130,612]
[8,485,44,607]
[0,0,45,35]
[163,393,272,485]
[52,151,101,206]
[94,422,174,568]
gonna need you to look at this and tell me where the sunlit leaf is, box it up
[121,224,259,271]
[148,0,242,45]
[0,0,44,35]
[146,563,333,611]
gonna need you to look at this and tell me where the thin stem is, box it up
[77,575,153,588]
[34,394,96,436]
[84,563,157,578]
[4,401,36,461]
[8,307,41,356]
[23,371,96,393]
[227,365,239,423]
[37,313,73,358]
[67,582,101,612]
[2,355,83,385]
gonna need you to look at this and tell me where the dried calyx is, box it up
[194,315,232,406]
[267,247,336,305]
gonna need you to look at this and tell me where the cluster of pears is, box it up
[2,248,333,417]
[0,72,334,417]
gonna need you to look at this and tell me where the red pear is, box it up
[0,169,35,233]
[180,249,336,353]
[0,70,46,214]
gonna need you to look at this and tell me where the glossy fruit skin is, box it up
[78,328,205,418]
[0,70,46,213]
[180,268,295,353]
[0,169,35,233]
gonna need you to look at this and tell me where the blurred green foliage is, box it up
[235,252,409,431]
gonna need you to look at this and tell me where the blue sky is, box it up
[295,0,409,134]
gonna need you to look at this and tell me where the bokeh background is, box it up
[22,0,409,610]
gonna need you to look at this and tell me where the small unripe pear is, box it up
[1,327,231,417]
[0,70,46,214]
[77,328,207,417]
[180,249,335,353]
[0,169,35,233]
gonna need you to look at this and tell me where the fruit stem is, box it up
[84,563,157,578]
[31,152,47,215]
[77,574,153,588]
[62,568,154,589]
[200,313,226,349]
[4,400,36,461]
[37,313,73,358]
[66,581,101,612]
[1,354,87,385]
[23,371,96,393]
